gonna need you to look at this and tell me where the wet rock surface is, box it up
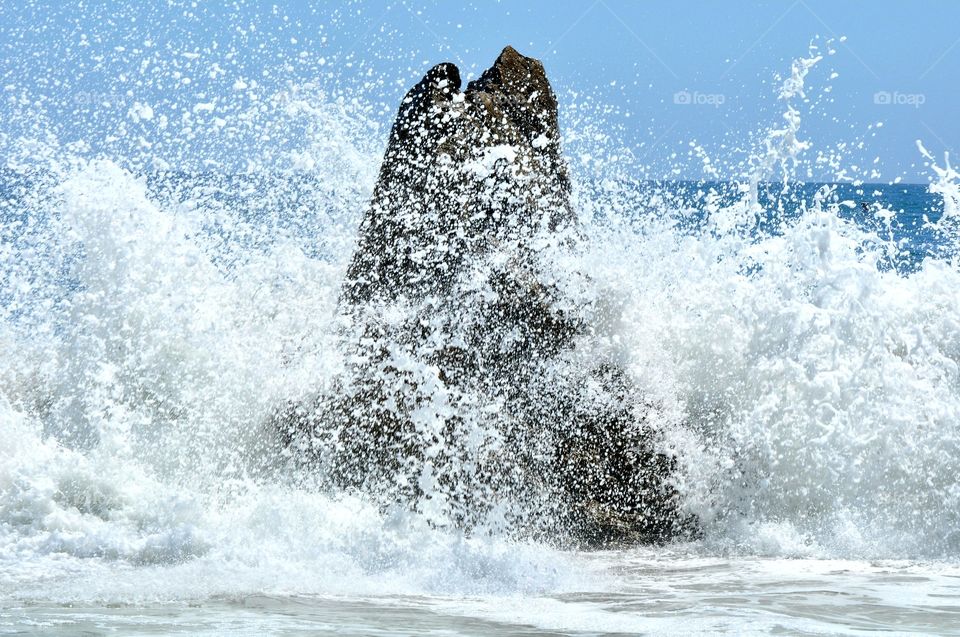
[280,46,693,545]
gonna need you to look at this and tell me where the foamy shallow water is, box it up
[5,554,960,635]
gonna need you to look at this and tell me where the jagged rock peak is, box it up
[342,45,573,306]
[467,45,561,144]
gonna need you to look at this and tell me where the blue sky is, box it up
[2,1,957,182]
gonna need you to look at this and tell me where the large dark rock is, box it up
[280,46,693,545]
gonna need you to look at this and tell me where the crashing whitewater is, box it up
[2,43,960,605]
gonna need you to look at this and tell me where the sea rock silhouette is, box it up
[281,46,691,545]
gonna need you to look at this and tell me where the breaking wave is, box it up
[2,31,959,605]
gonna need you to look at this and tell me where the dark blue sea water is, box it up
[630,180,945,270]
[1,170,944,267]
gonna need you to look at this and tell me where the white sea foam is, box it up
[1,46,959,627]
